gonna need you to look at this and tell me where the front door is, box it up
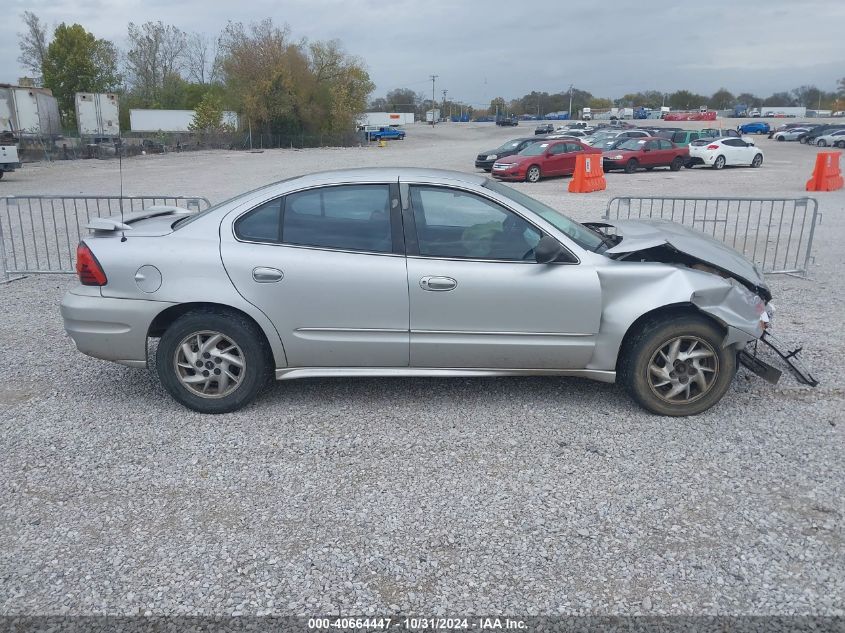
[220,183,410,368]
[404,184,602,369]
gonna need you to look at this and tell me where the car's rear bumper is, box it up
[689,152,717,165]
[0,162,22,171]
[60,288,175,367]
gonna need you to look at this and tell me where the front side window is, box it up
[410,186,542,261]
[519,142,549,156]
[283,185,392,253]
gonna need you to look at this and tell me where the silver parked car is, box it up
[62,168,778,416]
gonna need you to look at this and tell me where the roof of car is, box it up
[283,167,490,187]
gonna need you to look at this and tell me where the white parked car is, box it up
[814,129,845,148]
[687,137,764,170]
[554,128,587,137]
[772,127,810,142]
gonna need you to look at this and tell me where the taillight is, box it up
[707,144,719,150]
[76,242,107,286]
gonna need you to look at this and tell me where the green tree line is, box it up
[17,12,373,136]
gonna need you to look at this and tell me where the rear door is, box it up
[641,139,661,166]
[561,142,584,174]
[220,183,410,367]
[403,184,602,369]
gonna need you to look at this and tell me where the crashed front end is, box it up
[588,219,818,387]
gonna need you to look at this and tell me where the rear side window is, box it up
[234,198,282,242]
[658,139,673,149]
[283,185,392,253]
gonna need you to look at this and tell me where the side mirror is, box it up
[534,236,565,264]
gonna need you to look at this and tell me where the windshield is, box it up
[518,142,549,156]
[618,139,646,151]
[484,180,604,251]
[497,141,521,150]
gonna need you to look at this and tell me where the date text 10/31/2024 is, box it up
[308,617,527,630]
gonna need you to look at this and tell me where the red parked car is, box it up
[602,137,689,173]
[491,139,602,183]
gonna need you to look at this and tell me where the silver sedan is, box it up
[62,168,775,416]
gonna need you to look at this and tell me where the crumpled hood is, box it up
[604,219,769,294]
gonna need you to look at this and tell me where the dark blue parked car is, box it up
[738,122,770,135]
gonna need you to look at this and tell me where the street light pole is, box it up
[568,83,573,118]
[430,75,438,125]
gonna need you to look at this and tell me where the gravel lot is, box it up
[1,122,844,616]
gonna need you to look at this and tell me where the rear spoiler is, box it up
[85,205,195,233]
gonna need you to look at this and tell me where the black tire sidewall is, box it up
[670,157,683,171]
[625,159,638,173]
[156,310,270,414]
[620,316,738,416]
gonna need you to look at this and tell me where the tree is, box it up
[668,90,707,110]
[17,11,49,77]
[219,19,373,135]
[710,88,735,109]
[735,92,761,107]
[41,23,120,123]
[762,92,796,107]
[189,92,232,136]
[489,97,506,115]
[125,21,187,103]
[384,88,419,113]
[589,97,613,109]
[185,32,219,85]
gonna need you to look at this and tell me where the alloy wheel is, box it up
[174,330,246,398]
[647,335,719,404]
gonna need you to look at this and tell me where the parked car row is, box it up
[477,130,764,181]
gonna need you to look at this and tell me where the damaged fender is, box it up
[588,263,765,371]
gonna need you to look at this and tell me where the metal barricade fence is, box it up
[0,195,211,281]
[604,196,820,276]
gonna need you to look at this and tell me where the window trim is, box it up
[231,181,404,256]
[402,183,579,265]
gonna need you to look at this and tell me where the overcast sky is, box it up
[3,0,843,106]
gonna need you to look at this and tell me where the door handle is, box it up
[252,267,284,283]
[420,276,457,291]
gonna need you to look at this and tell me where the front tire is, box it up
[156,309,271,414]
[751,153,763,168]
[526,165,541,183]
[776,136,784,142]
[619,315,737,416]
[670,156,684,171]
[713,155,726,170]
[816,139,827,147]
[624,158,639,174]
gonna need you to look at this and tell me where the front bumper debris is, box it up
[739,331,819,387]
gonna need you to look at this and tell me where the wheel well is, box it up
[615,303,725,371]
[148,302,268,343]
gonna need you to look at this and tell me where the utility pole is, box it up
[568,84,574,118]
[430,74,438,125]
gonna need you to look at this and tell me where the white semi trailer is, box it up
[75,93,120,138]
[0,84,61,136]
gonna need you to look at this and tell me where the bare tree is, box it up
[17,11,49,76]
[125,21,187,101]
[184,32,219,84]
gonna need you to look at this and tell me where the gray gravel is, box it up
[1,123,844,616]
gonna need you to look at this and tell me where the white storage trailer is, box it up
[358,112,414,128]
[75,93,120,137]
[0,85,61,136]
[129,109,239,132]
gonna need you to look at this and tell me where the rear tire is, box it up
[156,309,271,414]
[713,155,726,170]
[836,141,845,149]
[618,314,737,416]
[670,156,684,171]
[624,158,639,174]
[526,165,541,183]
